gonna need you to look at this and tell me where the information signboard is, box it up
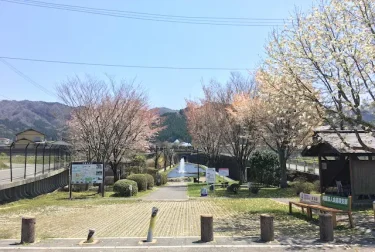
[321,194,351,211]
[71,162,103,184]
[299,193,321,205]
[218,168,229,177]
[206,168,216,184]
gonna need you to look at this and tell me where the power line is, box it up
[0,58,56,97]
[10,0,288,21]
[1,0,290,27]
[0,56,252,71]
[0,94,11,100]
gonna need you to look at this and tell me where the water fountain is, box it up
[178,158,185,173]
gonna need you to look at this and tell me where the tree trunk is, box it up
[278,150,288,188]
[114,171,119,182]
[111,164,119,182]
[155,149,158,169]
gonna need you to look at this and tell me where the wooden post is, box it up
[349,155,355,203]
[289,202,292,214]
[200,215,213,242]
[260,214,274,242]
[21,217,36,243]
[318,155,323,193]
[319,214,334,242]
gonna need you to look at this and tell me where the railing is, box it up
[286,159,319,175]
[0,143,71,184]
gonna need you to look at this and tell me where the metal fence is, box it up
[287,159,320,175]
[0,142,71,184]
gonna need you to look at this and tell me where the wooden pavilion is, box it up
[302,129,375,207]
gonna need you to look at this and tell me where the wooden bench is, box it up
[289,193,354,228]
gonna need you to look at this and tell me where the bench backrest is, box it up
[299,193,321,205]
[321,194,352,211]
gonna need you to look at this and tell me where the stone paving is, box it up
[0,200,239,239]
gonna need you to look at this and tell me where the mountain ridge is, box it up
[0,100,188,142]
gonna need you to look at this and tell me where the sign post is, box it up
[206,168,216,184]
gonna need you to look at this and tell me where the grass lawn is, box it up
[0,160,8,169]
[188,183,299,199]
[0,186,159,215]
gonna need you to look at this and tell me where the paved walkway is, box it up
[143,182,188,201]
[0,237,366,251]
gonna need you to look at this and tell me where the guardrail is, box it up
[287,159,319,175]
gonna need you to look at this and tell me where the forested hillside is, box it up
[156,110,192,143]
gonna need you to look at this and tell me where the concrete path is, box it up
[143,182,188,201]
[0,163,63,185]
[0,237,366,252]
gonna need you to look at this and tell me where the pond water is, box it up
[168,159,203,178]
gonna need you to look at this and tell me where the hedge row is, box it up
[127,174,149,191]
[113,179,138,197]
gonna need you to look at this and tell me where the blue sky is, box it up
[0,0,314,109]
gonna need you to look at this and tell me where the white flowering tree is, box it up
[232,70,321,188]
[266,0,375,152]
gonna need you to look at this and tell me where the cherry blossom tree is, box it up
[186,73,258,182]
[57,75,162,182]
[185,98,224,166]
[266,0,375,152]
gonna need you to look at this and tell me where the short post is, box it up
[146,207,158,242]
[200,215,213,242]
[319,214,334,242]
[87,229,95,243]
[260,214,274,242]
[21,217,36,244]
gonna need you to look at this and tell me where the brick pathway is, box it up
[142,182,188,201]
[0,200,237,239]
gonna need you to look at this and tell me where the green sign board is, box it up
[321,194,351,211]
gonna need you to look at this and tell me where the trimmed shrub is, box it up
[147,168,159,182]
[250,187,260,194]
[227,183,240,194]
[127,174,148,191]
[113,179,138,197]
[248,150,280,186]
[294,181,314,195]
[161,173,168,185]
[145,174,155,189]
[313,180,320,192]
[147,168,159,176]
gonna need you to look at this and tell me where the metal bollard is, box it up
[21,217,36,244]
[87,229,95,243]
[146,207,159,242]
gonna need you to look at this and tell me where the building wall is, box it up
[16,131,45,142]
[0,138,11,145]
[352,160,375,195]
